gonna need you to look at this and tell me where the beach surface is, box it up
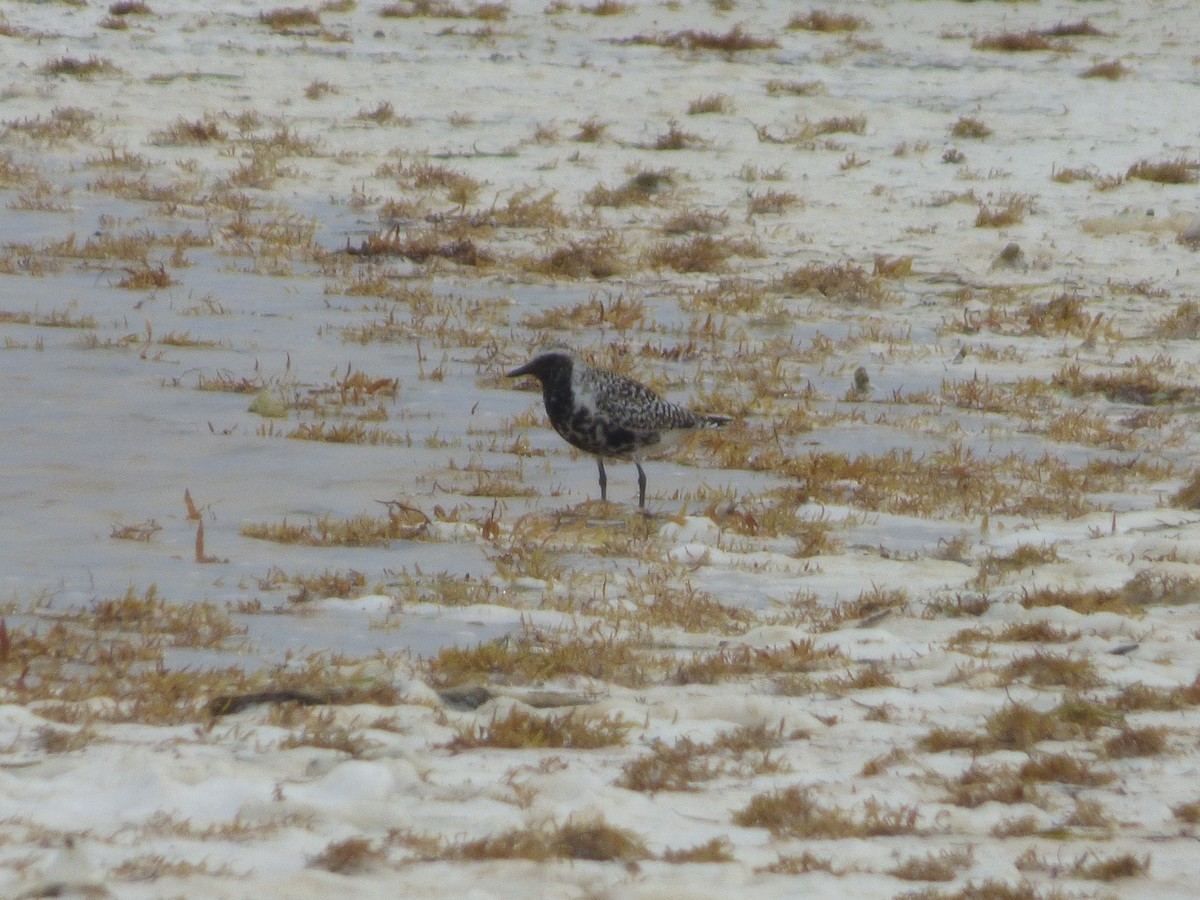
[2,1,1200,897]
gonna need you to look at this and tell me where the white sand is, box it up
[2,1,1200,897]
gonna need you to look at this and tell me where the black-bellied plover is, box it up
[507,348,731,508]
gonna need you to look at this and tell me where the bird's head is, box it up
[506,346,575,383]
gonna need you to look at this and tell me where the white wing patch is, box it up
[571,364,600,415]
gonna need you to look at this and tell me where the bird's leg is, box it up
[596,457,607,501]
[635,462,647,509]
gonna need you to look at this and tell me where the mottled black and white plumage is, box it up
[507,348,730,508]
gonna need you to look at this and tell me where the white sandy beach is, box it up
[2,1,1200,897]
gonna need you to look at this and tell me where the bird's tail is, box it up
[702,414,733,428]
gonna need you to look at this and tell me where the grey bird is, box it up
[507,348,730,508]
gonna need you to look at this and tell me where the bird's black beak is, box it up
[506,362,533,378]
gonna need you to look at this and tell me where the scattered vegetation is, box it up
[152,116,227,145]
[380,0,508,20]
[116,262,176,290]
[1172,470,1200,508]
[672,638,845,686]
[773,261,890,305]
[687,94,733,115]
[1071,851,1150,880]
[1151,300,1200,339]
[260,566,371,603]
[522,233,626,279]
[425,629,649,688]
[661,837,735,864]
[662,208,728,235]
[1103,725,1168,759]
[734,786,920,838]
[649,120,708,151]
[308,837,386,874]
[787,10,866,33]
[920,698,1127,756]
[765,79,825,97]
[1082,59,1129,80]
[0,586,254,725]
[622,27,780,55]
[241,509,428,546]
[304,78,338,99]
[642,234,761,273]
[0,307,98,329]
[975,193,1032,228]
[110,1,153,14]
[619,723,790,791]
[1172,799,1200,824]
[888,847,974,882]
[580,1,631,16]
[111,519,162,541]
[0,6,1191,892]
[259,6,322,32]
[747,189,800,217]
[40,56,120,78]
[951,116,992,139]
[448,706,632,749]
[1126,157,1198,185]
[1051,360,1192,405]
[1039,20,1105,39]
[450,816,648,862]
[585,170,674,207]
[999,651,1100,689]
[572,117,607,142]
[972,31,1063,53]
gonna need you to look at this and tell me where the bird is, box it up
[507,348,731,509]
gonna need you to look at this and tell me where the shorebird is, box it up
[507,348,731,508]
